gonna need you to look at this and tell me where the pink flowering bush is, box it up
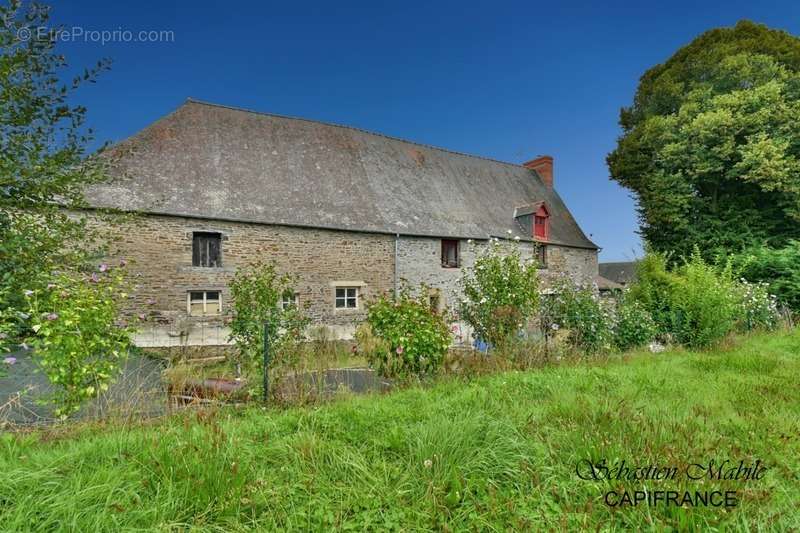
[25,265,136,417]
[363,289,451,377]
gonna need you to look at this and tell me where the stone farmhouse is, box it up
[86,99,599,347]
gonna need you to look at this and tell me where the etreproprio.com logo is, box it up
[16,26,175,45]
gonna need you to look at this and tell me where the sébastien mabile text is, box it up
[575,458,768,508]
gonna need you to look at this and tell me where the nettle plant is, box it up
[25,263,136,417]
[459,238,540,349]
[228,261,309,388]
[364,288,451,377]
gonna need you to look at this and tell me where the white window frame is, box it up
[334,286,359,309]
[281,291,299,310]
[187,290,222,316]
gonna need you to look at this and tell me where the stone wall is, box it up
[90,213,597,347]
[396,236,598,311]
[93,214,394,347]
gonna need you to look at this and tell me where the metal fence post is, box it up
[263,322,270,404]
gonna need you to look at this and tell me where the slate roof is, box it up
[599,261,638,285]
[595,275,624,291]
[86,99,598,249]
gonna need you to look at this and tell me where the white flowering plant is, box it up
[540,277,613,354]
[611,296,658,351]
[735,279,780,332]
[459,239,540,349]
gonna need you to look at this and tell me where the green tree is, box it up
[0,0,110,343]
[608,21,800,259]
[227,261,309,393]
[0,2,137,416]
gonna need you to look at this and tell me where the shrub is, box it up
[459,239,540,349]
[735,279,780,332]
[228,261,310,395]
[627,251,748,349]
[625,253,678,334]
[732,241,800,312]
[364,289,451,377]
[541,278,613,354]
[24,264,136,417]
[612,297,658,351]
[668,253,740,348]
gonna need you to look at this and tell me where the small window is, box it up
[187,290,222,316]
[441,239,459,268]
[281,291,298,310]
[429,292,441,313]
[537,245,547,268]
[335,287,358,309]
[192,232,222,267]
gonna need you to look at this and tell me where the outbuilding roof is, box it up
[599,261,638,285]
[86,99,598,249]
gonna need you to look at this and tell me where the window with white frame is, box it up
[281,291,299,310]
[187,290,222,316]
[335,287,359,309]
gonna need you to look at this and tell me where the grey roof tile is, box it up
[87,99,598,249]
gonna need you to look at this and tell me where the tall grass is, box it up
[1,329,798,530]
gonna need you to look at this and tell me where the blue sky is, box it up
[48,0,800,260]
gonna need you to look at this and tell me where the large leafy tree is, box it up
[608,21,800,259]
[1,0,110,338]
[0,2,140,416]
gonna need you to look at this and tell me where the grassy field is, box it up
[1,330,798,531]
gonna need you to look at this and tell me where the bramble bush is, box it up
[363,288,450,377]
[228,261,310,394]
[24,263,136,417]
[540,277,613,354]
[459,239,540,349]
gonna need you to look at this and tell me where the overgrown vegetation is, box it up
[732,240,800,311]
[459,239,540,349]
[610,297,658,351]
[626,251,781,348]
[540,277,613,353]
[362,288,451,377]
[227,261,310,398]
[1,330,797,530]
[0,1,136,415]
[25,264,136,417]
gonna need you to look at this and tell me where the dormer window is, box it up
[533,204,550,240]
[514,202,550,241]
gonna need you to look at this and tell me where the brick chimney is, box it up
[523,155,553,187]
